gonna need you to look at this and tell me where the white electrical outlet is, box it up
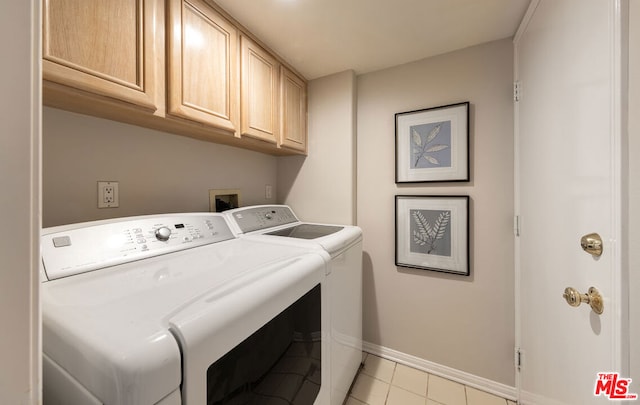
[265,185,273,199]
[98,181,119,208]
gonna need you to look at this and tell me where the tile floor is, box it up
[345,353,516,405]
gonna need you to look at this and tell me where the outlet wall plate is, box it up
[98,181,119,208]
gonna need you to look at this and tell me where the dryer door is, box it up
[169,253,328,405]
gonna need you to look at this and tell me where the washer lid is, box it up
[254,224,362,258]
[42,238,326,404]
[224,205,363,256]
[266,224,344,239]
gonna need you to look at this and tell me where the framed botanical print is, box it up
[395,102,469,183]
[395,195,469,275]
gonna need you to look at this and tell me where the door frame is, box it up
[0,0,42,403]
[630,0,640,394]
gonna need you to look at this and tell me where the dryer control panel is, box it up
[226,205,298,233]
[41,214,235,281]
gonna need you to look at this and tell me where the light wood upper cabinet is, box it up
[167,0,239,135]
[43,0,159,111]
[240,36,279,144]
[43,0,307,155]
[280,67,308,153]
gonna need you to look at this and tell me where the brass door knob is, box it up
[580,233,603,257]
[562,286,604,314]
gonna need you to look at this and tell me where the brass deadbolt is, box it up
[580,233,603,257]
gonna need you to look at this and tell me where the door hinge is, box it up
[516,348,523,371]
[514,215,521,237]
[513,81,521,102]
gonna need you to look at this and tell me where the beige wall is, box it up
[0,0,41,403]
[277,70,357,225]
[43,108,278,227]
[629,0,639,388]
[357,39,515,385]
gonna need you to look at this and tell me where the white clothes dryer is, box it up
[224,205,363,405]
[41,213,330,405]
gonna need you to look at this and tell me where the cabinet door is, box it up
[279,67,307,153]
[43,0,159,111]
[167,0,238,134]
[240,36,279,144]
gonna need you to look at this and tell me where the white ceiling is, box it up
[214,0,531,80]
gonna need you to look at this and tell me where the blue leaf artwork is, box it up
[410,121,452,169]
[410,209,452,257]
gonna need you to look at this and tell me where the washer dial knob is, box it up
[155,226,172,241]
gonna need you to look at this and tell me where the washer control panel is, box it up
[41,214,234,281]
[228,205,298,233]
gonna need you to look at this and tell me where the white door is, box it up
[515,1,629,404]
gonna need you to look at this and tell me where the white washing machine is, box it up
[224,205,363,405]
[41,213,331,405]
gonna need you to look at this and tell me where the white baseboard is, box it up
[362,341,517,401]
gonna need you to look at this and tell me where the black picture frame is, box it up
[395,102,470,183]
[395,195,470,275]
